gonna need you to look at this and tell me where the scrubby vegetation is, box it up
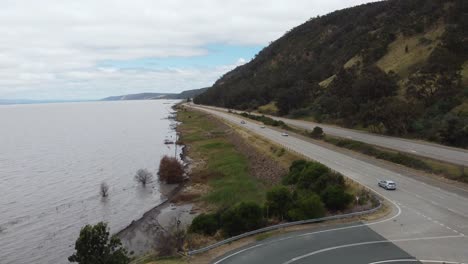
[188,160,370,238]
[239,112,288,127]
[195,0,468,148]
[158,156,185,184]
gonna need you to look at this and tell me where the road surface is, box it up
[188,105,468,264]
[199,105,468,166]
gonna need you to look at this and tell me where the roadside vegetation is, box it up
[308,127,468,183]
[69,222,132,264]
[176,108,377,247]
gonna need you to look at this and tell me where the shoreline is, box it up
[116,121,195,256]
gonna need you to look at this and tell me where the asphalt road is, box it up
[188,105,468,264]
[199,105,468,166]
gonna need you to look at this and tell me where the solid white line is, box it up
[282,235,464,264]
[212,244,264,264]
[369,259,467,264]
[212,201,401,263]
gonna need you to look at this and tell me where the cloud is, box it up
[0,0,373,99]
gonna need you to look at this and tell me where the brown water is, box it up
[0,100,180,264]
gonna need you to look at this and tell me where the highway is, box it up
[199,105,468,166]
[188,105,468,264]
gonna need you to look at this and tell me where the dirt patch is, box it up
[226,130,287,185]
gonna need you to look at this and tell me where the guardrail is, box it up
[187,200,382,255]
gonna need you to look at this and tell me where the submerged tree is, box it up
[100,181,109,198]
[134,169,153,186]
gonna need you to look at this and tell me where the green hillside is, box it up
[195,0,468,148]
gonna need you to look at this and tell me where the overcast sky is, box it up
[0,0,374,100]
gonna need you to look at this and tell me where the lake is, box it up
[0,100,180,264]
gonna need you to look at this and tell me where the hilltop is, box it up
[102,87,208,101]
[195,0,467,147]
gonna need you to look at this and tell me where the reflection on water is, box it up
[0,100,180,264]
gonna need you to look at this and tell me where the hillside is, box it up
[102,87,208,101]
[195,0,468,148]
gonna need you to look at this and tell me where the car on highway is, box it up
[260,125,265,128]
[240,120,246,124]
[378,180,396,190]
[282,132,289,136]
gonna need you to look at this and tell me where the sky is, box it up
[0,0,374,100]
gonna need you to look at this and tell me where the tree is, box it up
[100,182,109,198]
[265,186,293,220]
[310,126,324,139]
[320,185,353,211]
[288,191,325,221]
[158,156,185,184]
[189,213,220,236]
[221,202,264,236]
[68,222,130,264]
[134,169,153,186]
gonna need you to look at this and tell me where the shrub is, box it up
[68,222,130,264]
[158,156,184,184]
[265,186,293,220]
[288,191,325,221]
[221,202,264,236]
[155,219,186,257]
[134,169,153,186]
[189,213,219,236]
[296,162,330,190]
[282,160,308,185]
[309,126,324,139]
[320,185,353,211]
[311,172,345,193]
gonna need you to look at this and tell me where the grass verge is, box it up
[177,108,267,208]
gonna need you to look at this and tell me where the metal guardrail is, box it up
[187,200,382,255]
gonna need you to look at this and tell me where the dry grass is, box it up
[344,55,362,69]
[319,74,336,88]
[258,101,279,115]
[376,23,445,78]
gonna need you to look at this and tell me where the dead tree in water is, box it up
[134,169,153,186]
[100,182,109,197]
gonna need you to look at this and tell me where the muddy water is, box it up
[0,100,180,264]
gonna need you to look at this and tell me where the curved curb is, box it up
[187,200,382,255]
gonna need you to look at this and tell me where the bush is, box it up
[296,162,330,189]
[155,219,186,257]
[265,186,293,220]
[158,156,184,184]
[312,172,345,193]
[309,126,324,139]
[68,222,130,264]
[282,160,308,185]
[320,185,353,211]
[221,202,264,236]
[288,191,325,221]
[189,213,220,236]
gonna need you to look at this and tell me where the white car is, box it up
[281,132,289,137]
[378,180,396,190]
[260,125,266,128]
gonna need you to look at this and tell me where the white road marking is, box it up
[282,234,465,264]
[213,244,264,264]
[369,259,467,264]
